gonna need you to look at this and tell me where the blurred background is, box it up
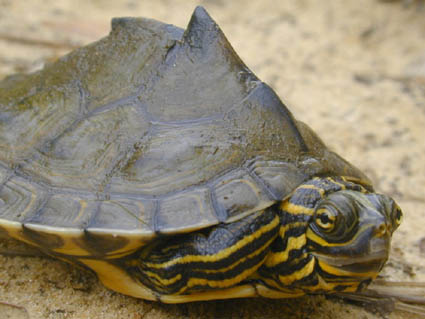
[0,1,424,318]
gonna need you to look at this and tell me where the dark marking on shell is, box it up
[81,229,130,256]
[22,224,64,250]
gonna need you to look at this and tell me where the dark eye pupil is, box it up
[396,209,402,220]
[319,214,331,225]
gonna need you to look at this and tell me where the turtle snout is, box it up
[374,221,392,238]
[369,223,391,259]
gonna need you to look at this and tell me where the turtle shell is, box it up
[0,7,370,258]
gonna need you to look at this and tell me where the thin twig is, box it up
[0,33,80,50]
[0,301,29,319]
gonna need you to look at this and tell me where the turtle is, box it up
[0,6,403,303]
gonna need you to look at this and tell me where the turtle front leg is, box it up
[128,209,280,298]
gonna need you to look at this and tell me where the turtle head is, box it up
[264,177,402,295]
[305,188,402,292]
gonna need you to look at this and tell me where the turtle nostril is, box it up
[375,224,387,237]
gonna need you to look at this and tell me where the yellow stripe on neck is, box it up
[298,184,325,197]
[278,257,315,285]
[306,226,370,247]
[203,236,276,274]
[144,271,182,286]
[264,233,306,267]
[144,213,280,269]
[177,255,267,294]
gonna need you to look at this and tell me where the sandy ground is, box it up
[0,0,424,318]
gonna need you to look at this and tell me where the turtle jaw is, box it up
[306,231,392,294]
[312,237,390,280]
[313,232,391,269]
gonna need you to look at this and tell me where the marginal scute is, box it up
[156,188,217,234]
[79,231,131,256]
[89,199,155,232]
[248,160,308,200]
[213,169,273,222]
[24,194,96,228]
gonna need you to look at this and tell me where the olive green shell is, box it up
[0,7,369,255]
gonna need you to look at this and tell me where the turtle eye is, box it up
[315,208,336,232]
[393,205,403,227]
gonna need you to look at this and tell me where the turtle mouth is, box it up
[313,249,389,274]
[312,234,391,276]
[312,235,391,276]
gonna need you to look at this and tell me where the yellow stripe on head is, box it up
[317,260,379,280]
[280,202,314,215]
[306,225,373,248]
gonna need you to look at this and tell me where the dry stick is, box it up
[0,301,29,319]
[0,33,80,50]
[336,281,425,318]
